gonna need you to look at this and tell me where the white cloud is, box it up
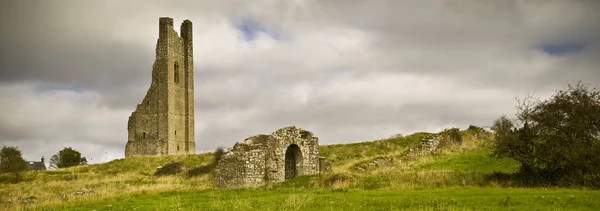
[0,83,128,163]
[0,0,599,163]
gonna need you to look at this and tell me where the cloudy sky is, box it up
[0,0,599,164]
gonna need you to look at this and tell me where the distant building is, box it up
[27,157,46,171]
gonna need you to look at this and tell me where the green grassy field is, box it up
[415,148,520,174]
[43,188,600,211]
[1,129,598,210]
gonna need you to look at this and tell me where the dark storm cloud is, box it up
[0,0,163,112]
[0,0,599,164]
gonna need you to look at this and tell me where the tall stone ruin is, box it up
[125,17,195,157]
[215,126,331,188]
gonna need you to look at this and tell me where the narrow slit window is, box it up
[174,62,180,83]
[175,130,177,136]
[143,132,146,139]
[177,146,180,151]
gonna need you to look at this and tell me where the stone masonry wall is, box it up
[215,126,328,188]
[405,134,445,158]
[125,17,195,157]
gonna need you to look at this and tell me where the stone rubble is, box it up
[354,134,446,171]
[58,189,97,199]
[405,134,443,158]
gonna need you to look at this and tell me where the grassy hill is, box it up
[2,128,599,210]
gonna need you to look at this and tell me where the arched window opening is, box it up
[174,62,180,83]
[177,145,180,151]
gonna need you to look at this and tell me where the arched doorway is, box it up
[285,144,303,180]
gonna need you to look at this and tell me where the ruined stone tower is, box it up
[125,17,195,157]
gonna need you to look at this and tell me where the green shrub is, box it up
[467,125,485,133]
[49,147,88,169]
[0,146,28,183]
[492,82,600,187]
[439,127,463,147]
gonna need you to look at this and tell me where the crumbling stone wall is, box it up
[405,133,459,158]
[125,17,195,157]
[215,126,330,188]
[354,134,448,171]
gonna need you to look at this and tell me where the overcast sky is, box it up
[0,0,599,164]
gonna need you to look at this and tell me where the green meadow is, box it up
[1,129,598,210]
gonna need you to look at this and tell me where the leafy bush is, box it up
[213,147,225,165]
[467,125,484,132]
[439,127,463,147]
[0,146,28,183]
[49,147,88,169]
[491,82,600,187]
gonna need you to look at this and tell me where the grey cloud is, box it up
[0,1,157,99]
[1,0,599,163]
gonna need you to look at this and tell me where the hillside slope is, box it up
[1,127,525,210]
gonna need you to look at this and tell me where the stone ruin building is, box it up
[122,18,329,189]
[125,17,195,157]
[215,126,331,188]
